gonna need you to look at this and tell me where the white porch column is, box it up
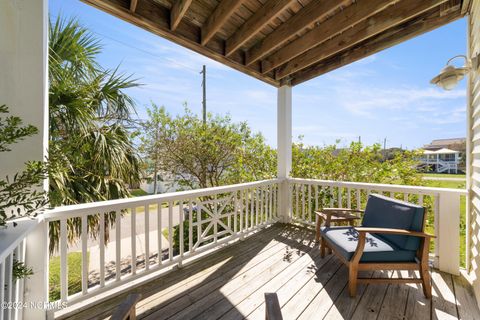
[277,85,292,223]
[0,0,49,318]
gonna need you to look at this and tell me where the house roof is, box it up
[81,0,467,87]
[428,138,466,146]
[423,148,460,154]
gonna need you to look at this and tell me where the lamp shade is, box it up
[430,65,467,90]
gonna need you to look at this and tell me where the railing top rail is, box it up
[0,217,41,262]
[42,179,280,221]
[288,178,467,195]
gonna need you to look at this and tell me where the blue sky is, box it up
[50,0,468,149]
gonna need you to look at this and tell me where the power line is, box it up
[51,14,199,73]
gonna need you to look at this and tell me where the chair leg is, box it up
[419,238,432,299]
[320,238,326,258]
[348,264,358,297]
[315,215,321,243]
[420,264,432,298]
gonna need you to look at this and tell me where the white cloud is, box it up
[339,86,465,116]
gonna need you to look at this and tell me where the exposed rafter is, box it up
[275,0,447,80]
[81,0,279,86]
[245,0,350,66]
[290,8,461,86]
[225,0,295,57]
[130,0,138,12]
[170,0,192,31]
[201,0,243,46]
[261,0,397,74]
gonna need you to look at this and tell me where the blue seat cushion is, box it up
[320,226,417,263]
[362,194,425,251]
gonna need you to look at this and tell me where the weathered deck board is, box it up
[58,224,480,320]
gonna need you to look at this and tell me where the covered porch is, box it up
[2,0,480,319]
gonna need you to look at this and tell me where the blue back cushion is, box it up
[362,194,425,250]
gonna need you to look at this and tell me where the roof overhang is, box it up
[82,0,467,87]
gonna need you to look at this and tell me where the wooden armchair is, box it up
[318,194,433,298]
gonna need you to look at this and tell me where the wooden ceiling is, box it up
[82,0,470,87]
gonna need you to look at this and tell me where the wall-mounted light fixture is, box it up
[430,54,479,90]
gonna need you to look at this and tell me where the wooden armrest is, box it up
[321,208,364,213]
[111,293,142,320]
[354,227,435,238]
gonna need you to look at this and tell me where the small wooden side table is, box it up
[315,208,363,242]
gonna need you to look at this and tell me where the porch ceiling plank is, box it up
[130,0,138,12]
[275,0,449,81]
[244,0,351,66]
[225,0,296,57]
[289,7,462,86]
[80,0,279,86]
[200,0,244,46]
[170,0,193,31]
[260,0,398,74]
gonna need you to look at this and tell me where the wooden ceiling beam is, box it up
[290,8,462,86]
[130,0,138,12]
[261,0,397,74]
[245,0,350,66]
[170,0,193,31]
[225,0,295,57]
[275,0,448,80]
[440,0,461,16]
[461,0,472,14]
[201,0,244,46]
[80,0,279,86]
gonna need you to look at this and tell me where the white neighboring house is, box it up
[140,172,179,194]
[420,148,461,173]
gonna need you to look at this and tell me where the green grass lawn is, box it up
[422,173,465,179]
[130,188,149,197]
[49,252,87,301]
[419,178,467,268]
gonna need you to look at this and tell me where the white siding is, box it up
[468,0,480,305]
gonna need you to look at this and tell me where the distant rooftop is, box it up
[428,138,466,145]
[424,138,466,150]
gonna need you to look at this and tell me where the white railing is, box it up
[42,179,279,305]
[0,219,40,320]
[288,178,467,274]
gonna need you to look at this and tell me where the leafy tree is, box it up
[48,16,142,252]
[138,105,276,190]
[291,139,421,185]
[0,105,48,226]
[138,104,167,194]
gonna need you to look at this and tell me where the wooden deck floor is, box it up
[62,224,480,320]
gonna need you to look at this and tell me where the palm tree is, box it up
[48,16,142,252]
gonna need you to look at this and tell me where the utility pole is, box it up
[200,65,207,124]
[383,137,387,160]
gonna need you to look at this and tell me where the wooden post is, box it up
[24,217,50,319]
[0,0,49,318]
[0,0,49,185]
[437,191,460,275]
[277,85,292,223]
